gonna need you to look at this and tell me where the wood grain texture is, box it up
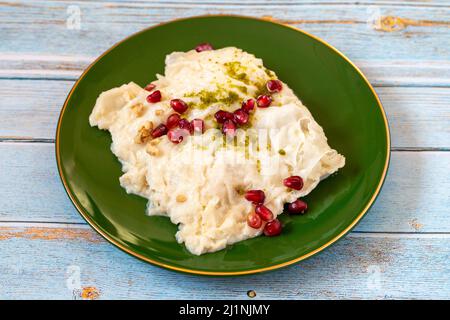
[2,56,450,88]
[1,80,449,149]
[0,79,73,140]
[0,143,449,233]
[1,1,450,87]
[1,56,447,89]
[0,224,448,300]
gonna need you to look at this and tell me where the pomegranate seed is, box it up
[266,80,282,93]
[283,176,304,190]
[222,119,237,137]
[256,95,272,108]
[170,99,189,114]
[214,110,234,124]
[144,83,156,91]
[166,113,181,129]
[146,90,162,103]
[242,99,255,113]
[287,199,308,215]
[151,124,168,138]
[264,219,282,236]
[191,118,205,134]
[167,128,190,144]
[255,204,274,222]
[247,212,262,229]
[244,190,265,204]
[233,108,249,126]
[195,43,214,52]
[178,118,193,134]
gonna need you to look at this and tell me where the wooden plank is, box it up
[0,224,448,299]
[0,142,80,223]
[356,60,450,87]
[0,79,73,140]
[378,86,450,149]
[1,80,449,148]
[0,142,449,233]
[2,56,450,88]
[0,1,449,86]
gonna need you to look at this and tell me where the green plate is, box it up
[56,15,390,276]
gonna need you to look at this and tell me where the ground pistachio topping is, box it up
[184,86,241,110]
[224,61,251,85]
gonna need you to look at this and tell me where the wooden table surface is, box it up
[0,0,449,300]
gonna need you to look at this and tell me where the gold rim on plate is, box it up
[55,14,391,276]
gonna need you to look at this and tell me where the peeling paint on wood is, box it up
[1,1,449,63]
[0,232,448,299]
[0,226,101,243]
[373,15,450,32]
[409,219,424,231]
[81,286,100,300]
[262,15,360,25]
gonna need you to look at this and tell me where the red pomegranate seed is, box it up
[241,99,255,113]
[244,190,265,204]
[166,113,181,129]
[170,99,189,114]
[151,123,168,138]
[255,204,274,222]
[256,95,272,108]
[144,83,156,91]
[283,176,304,190]
[247,212,262,229]
[167,128,190,144]
[263,219,282,236]
[287,199,308,214]
[147,90,162,103]
[190,118,205,134]
[195,43,214,52]
[266,80,282,93]
[214,110,234,124]
[222,120,237,137]
[178,118,193,133]
[233,108,249,126]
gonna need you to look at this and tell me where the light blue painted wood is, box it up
[0,1,449,72]
[0,225,448,300]
[1,80,449,149]
[0,80,73,139]
[1,1,450,86]
[378,86,450,149]
[0,143,449,233]
[2,57,450,87]
[0,143,78,223]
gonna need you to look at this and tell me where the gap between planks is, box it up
[2,76,449,88]
[2,59,450,88]
[0,221,449,238]
[0,138,448,152]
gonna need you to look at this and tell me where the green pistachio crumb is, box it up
[184,86,241,110]
[224,61,251,85]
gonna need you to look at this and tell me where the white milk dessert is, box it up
[89,45,345,255]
